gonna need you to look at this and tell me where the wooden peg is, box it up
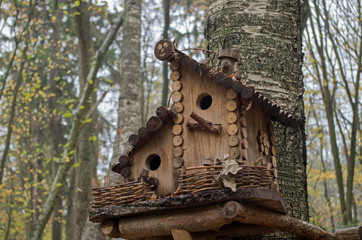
[172,91,183,102]
[241,127,247,138]
[173,135,183,146]
[227,124,238,135]
[171,81,182,91]
[229,147,240,159]
[172,146,183,157]
[227,112,238,124]
[170,60,180,71]
[226,88,237,100]
[118,155,130,167]
[228,135,239,147]
[120,166,131,177]
[241,138,248,149]
[272,156,277,167]
[173,102,184,113]
[138,168,149,180]
[104,176,110,188]
[146,116,163,132]
[240,115,247,127]
[119,177,124,184]
[174,113,184,124]
[91,178,100,189]
[173,157,184,168]
[172,124,183,135]
[170,71,180,81]
[226,100,237,112]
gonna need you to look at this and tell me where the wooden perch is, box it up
[335,226,361,240]
[189,112,222,134]
[186,119,200,129]
[222,201,335,240]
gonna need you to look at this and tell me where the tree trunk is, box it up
[72,1,98,239]
[205,0,308,238]
[30,10,124,240]
[48,0,65,238]
[161,0,171,106]
[110,0,142,183]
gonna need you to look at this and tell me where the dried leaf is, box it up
[222,177,237,192]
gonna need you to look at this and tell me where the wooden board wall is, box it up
[241,98,270,166]
[180,66,230,167]
[131,122,177,196]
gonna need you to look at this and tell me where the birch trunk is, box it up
[110,0,142,183]
[205,0,308,238]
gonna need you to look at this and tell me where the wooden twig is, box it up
[189,112,222,134]
[180,48,219,55]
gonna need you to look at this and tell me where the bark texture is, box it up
[205,0,308,238]
[72,1,99,239]
[110,0,142,182]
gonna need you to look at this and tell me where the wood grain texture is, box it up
[171,81,182,91]
[180,66,230,168]
[131,122,177,196]
[241,98,272,167]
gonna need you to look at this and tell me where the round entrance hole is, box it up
[145,154,161,171]
[197,93,212,110]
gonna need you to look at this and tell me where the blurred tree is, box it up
[304,0,361,226]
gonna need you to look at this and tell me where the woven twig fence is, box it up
[179,165,274,194]
[90,180,154,208]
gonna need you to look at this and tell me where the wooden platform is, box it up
[89,188,285,222]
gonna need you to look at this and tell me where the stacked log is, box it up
[170,59,185,169]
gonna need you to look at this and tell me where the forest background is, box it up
[0,0,360,239]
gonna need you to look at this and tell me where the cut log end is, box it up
[222,201,241,219]
[101,219,120,237]
[154,39,174,61]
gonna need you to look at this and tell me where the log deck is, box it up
[89,188,286,223]
[93,195,335,240]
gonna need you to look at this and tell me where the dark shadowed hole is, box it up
[198,94,212,110]
[146,154,161,171]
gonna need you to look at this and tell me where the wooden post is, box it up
[101,219,121,238]
[171,229,193,240]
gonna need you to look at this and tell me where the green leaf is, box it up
[63,111,73,117]
[74,1,80,7]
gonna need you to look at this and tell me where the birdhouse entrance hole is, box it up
[146,154,161,171]
[197,93,212,110]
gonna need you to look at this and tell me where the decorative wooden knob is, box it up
[154,39,174,60]
[218,49,240,62]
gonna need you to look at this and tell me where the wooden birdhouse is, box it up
[89,39,300,239]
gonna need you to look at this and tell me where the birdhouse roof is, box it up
[111,39,300,175]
